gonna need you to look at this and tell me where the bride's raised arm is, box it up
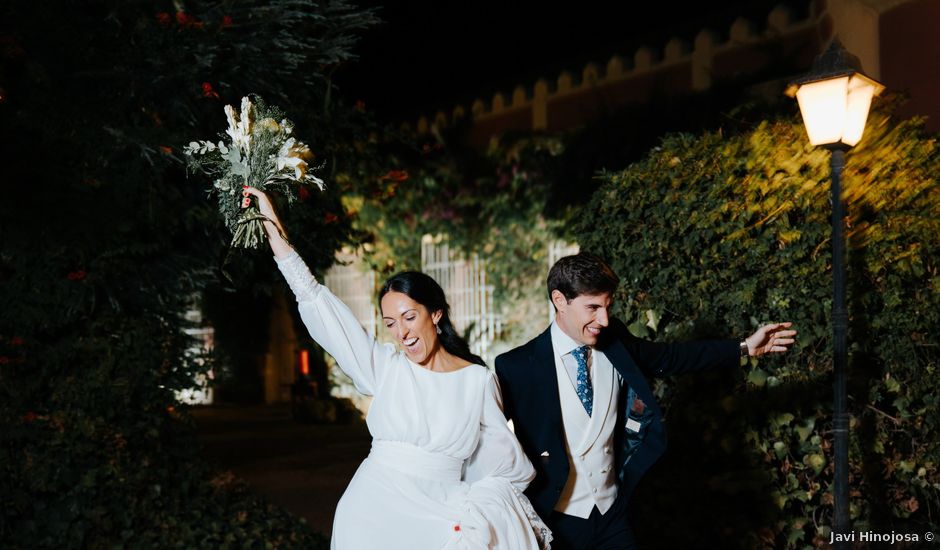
[245,186,394,395]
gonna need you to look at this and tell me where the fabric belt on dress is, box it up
[368,440,464,482]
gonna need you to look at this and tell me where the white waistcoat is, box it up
[553,349,620,518]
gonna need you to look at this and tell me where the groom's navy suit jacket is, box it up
[494,318,738,520]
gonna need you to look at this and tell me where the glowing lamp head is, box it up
[785,39,884,148]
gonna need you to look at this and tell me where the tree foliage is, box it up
[0,1,377,546]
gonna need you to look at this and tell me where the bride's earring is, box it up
[435,324,441,335]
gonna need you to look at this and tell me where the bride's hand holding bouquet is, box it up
[241,186,292,259]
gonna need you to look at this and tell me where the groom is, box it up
[494,253,794,549]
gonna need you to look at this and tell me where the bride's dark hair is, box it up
[379,272,486,367]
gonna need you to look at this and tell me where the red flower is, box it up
[176,12,204,29]
[0,356,10,365]
[10,337,24,346]
[298,186,311,202]
[324,213,339,224]
[354,100,366,112]
[159,145,173,154]
[201,82,220,99]
[221,15,233,28]
[156,12,172,26]
[22,411,36,423]
[67,270,87,281]
[453,524,461,532]
[380,170,409,182]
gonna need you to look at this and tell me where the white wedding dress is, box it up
[275,250,551,550]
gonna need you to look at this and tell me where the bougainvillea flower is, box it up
[202,82,220,99]
[380,170,409,182]
[67,270,87,281]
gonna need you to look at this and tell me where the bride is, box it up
[243,186,551,549]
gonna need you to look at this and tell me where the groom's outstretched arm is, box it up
[607,318,796,377]
[606,318,739,378]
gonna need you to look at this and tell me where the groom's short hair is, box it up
[547,252,619,303]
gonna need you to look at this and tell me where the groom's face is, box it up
[553,290,612,347]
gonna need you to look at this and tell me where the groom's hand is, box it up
[745,322,796,357]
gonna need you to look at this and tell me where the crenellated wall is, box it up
[405,0,937,143]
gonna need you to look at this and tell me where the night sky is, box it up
[333,0,811,122]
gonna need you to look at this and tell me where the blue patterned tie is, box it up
[571,345,593,416]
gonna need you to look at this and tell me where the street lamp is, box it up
[785,38,884,544]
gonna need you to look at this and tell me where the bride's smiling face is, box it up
[381,291,443,365]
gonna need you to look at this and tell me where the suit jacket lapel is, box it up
[603,338,662,417]
[531,327,564,441]
[583,353,615,447]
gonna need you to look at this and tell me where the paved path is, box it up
[192,405,371,537]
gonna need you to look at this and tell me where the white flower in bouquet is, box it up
[185,95,325,250]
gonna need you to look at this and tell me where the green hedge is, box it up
[576,98,939,547]
[3,408,328,548]
[0,1,376,546]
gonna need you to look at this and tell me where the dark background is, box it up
[334,1,811,121]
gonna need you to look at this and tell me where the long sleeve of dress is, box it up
[464,373,535,490]
[463,372,552,549]
[274,249,394,396]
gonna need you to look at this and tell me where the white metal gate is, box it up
[421,235,501,363]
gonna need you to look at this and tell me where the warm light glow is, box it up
[842,75,877,146]
[795,77,849,146]
[794,74,882,147]
[300,350,309,376]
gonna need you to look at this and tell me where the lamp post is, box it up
[785,39,884,544]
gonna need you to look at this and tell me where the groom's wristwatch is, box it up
[739,340,749,358]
